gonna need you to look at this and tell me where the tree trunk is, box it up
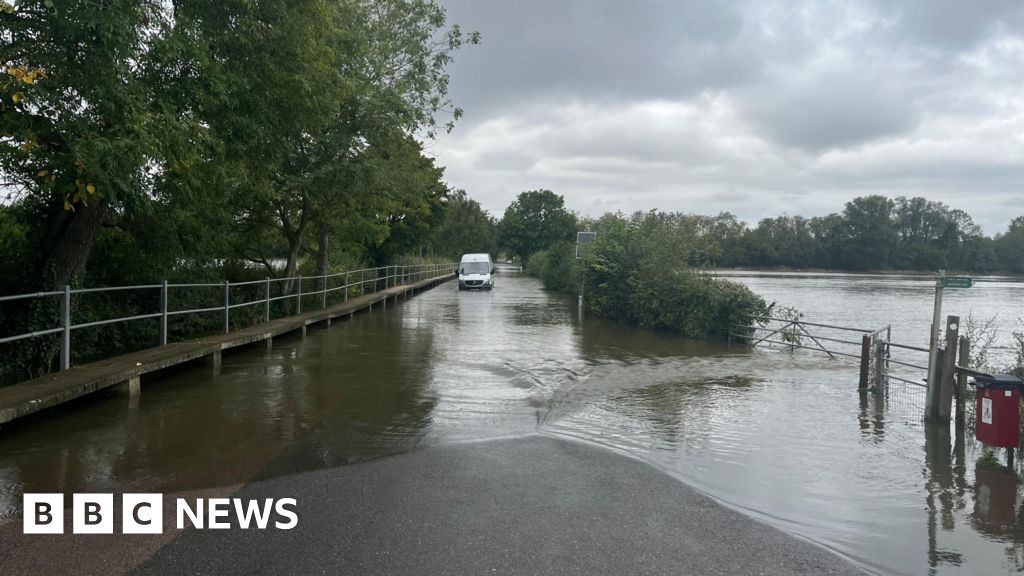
[39,199,109,288]
[25,199,109,376]
[315,223,329,291]
[282,238,301,293]
[278,193,311,299]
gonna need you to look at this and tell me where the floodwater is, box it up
[1,271,1024,575]
[719,270,1024,369]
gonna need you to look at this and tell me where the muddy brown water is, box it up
[1,271,1023,575]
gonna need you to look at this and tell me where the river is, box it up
[1,271,1022,575]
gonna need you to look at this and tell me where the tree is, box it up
[360,136,450,264]
[306,0,479,274]
[840,195,896,270]
[194,0,478,280]
[696,212,749,267]
[431,190,497,258]
[0,1,186,289]
[995,216,1024,274]
[499,190,576,261]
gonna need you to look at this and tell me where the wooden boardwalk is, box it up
[0,273,454,425]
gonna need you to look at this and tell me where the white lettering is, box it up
[176,498,203,529]
[274,498,298,530]
[208,498,231,529]
[233,498,274,529]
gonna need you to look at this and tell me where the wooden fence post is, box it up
[860,334,872,389]
[955,335,970,433]
[928,315,959,423]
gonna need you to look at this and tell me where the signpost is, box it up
[576,231,596,310]
[939,276,973,289]
[926,272,972,419]
[575,231,596,259]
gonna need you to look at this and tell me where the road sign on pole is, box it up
[926,273,971,410]
[939,276,972,289]
[576,231,596,310]
[575,231,596,260]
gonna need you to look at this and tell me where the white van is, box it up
[458,253,494,290]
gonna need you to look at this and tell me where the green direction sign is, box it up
[940,276,972,289]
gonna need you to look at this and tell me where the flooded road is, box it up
[1,272,1023,575]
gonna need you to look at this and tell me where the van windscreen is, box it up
[461,261,490,274]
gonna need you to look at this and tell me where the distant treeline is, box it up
[497,190,1024,341]
[677,195,1023,273]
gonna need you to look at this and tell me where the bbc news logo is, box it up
[23,494,298,534]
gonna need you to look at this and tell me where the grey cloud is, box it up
[443,0,753,112]
[738,63,922,151]
[435,0,1024,234]
[874,0,1024,52]
[473,150,537,171]
[707,191,752,203]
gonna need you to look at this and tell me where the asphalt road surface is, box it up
[133,435,866,575]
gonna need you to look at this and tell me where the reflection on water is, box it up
[1,273,1023,575]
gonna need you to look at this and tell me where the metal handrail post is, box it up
[344,272,349,301]
[265,277,271,322]
[223,280,230,334]
[160,281,168,345]
[297,275,302,314]
[61,284,71,370]
[321,274,327,309]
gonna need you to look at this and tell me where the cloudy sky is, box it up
[429,0,1024,234]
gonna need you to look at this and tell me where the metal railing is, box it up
[731,314,898,393]
[732,314,887,361]
[0,263,456,372]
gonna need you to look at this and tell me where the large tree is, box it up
[204,0,478,280]
[499,189,577,261]
[431,190,497,258]
[995,216,1024,274]
[0,0,188,289]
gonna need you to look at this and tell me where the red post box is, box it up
[975,374,1023,448]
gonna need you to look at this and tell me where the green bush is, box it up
[527,211,767,340]
[526,241,579,294]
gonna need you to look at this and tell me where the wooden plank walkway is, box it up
[0,273,454,425]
